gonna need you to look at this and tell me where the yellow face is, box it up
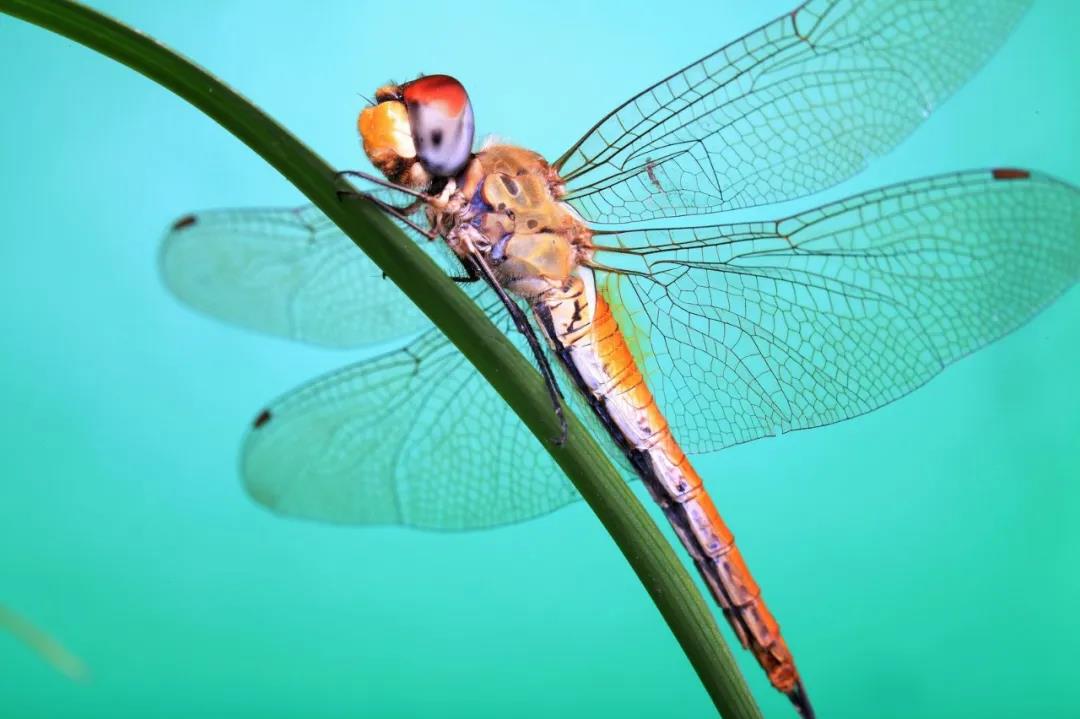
[357,99,418,183]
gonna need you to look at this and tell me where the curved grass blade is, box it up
[0,1,762,716]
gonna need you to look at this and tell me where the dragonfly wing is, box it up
[590,170,1079,453]
[557,0,1031,224]
[161,196,476,348]
[241,288,633,530]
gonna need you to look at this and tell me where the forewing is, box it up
[590,170,1079,453]
[557,0,1030,224]
[241,291,632,530]
[160,198,473,348]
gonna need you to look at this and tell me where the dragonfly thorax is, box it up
[446,143,594,301]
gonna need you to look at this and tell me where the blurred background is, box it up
[1,1,1077,717]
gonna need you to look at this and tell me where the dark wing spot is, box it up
[992,168,1031,181]
[253,409,273,429]
[172,214,197,230]
[431,129,443,147]
[527,219,538,229]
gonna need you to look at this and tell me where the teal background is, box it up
[1,2,1077,717]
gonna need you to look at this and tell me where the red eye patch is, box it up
[402,74,469,117]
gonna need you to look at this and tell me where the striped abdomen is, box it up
[534,273,811,716]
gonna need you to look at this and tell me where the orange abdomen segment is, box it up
[582,295,810,712]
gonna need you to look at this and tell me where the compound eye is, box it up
[402,75,475,177]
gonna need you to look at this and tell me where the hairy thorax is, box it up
[437,144,595,302]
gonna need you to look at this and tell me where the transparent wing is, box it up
[556,0,1030,224]
[590,170,1079,453]
[241,288,633,530]
[160,196,474,348]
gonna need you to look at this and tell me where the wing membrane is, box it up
[160,200,472,348]
[590,170,1079,452]
[164,198,633,529]
[557,0,1030,224]
[241,290,633,530]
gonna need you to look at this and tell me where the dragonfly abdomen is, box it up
[534,272,811,717]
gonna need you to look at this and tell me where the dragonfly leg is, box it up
[338,190,442,241]
[464,253,568,446]
[334,169,434,202]
[448,255,481,284]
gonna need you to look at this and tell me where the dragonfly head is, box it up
[358,74,475,189]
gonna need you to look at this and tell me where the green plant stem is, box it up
[0,2,763,716]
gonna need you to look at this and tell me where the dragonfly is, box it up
[160,1,1078,716]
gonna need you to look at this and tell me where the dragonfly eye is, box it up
[402,75,475,177]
